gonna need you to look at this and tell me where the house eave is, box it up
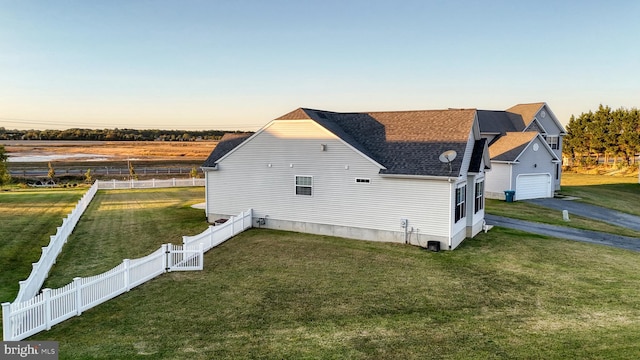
[490,160,517,164]
[379,173,460,181]
[201,166,218,171]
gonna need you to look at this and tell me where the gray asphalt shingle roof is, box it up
[277,108,477,177]
[476,110,525,134]
[202,132,253,166]
[488,132,537,161]
[203,107,480,177]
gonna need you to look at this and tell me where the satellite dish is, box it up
[438,150,457,163]
[438,150,457,173]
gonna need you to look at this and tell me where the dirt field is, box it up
[2,140,217,161]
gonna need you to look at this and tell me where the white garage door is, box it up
[515,174,551,200]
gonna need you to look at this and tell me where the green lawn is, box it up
[486,173,640,237]
[43,187,208,288]
[560,172,640,216]
[0,188,85,303]
[9,184,639,359]
[32,228,640,359]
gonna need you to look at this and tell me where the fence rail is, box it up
[183,209,253,251]
[14,182,99,303]
[96,178,205,189]
[2,209,253,341]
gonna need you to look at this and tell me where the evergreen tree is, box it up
[128,161,138,180]
[0,145,11,186]
[84,168,94,183]
[47,162,56,180]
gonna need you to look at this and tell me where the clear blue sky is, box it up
[1,0,639,130]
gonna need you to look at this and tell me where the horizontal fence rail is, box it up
[14,182,99,303]
[3,209,252,341]
[183,209,253,252]
[96,178,205,189]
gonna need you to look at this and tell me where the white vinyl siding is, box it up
[484,163,512,199]
[206,120,452,238]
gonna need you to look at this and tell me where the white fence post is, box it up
[43,288,52,330]
[123,259,130,291]
[74,277,83,315]
[2,302,11,340]
[161,244,169,272]
[199,243,204,270]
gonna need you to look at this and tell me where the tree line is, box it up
[0,128,244,141]
[563,105,640,166]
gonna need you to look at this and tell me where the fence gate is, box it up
[167,244,203,271]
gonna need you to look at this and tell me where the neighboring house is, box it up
[477,103,566,200]
[202,108,491,250]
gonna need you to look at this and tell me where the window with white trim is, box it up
[474,181,484,213]
[545,135,559,150]
[295,176,313,196]
[455,185,466,223]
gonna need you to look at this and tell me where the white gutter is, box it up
[379,174,459,181]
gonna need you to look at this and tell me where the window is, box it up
[295,176,313,196]
[546,135,559,150]
[455,185,466,223]
[474,181,484,213]
[355,178,370,183]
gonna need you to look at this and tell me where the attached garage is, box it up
[515,174,552,200]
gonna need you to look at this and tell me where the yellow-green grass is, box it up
[0,188,84,303]
[560,173,640,216]
[33,228,640,359]
[487,172,640,236]
[485,199,640,238]
[6,184,640,358]
[43,187,207,288]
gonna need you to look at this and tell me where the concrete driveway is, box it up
[484,197,640,252]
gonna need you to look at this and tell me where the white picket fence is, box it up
[2,209,253,341]
[183,209,253,251]
[13,178,203,304]
[96,178,205,189]
[14,182,99,303]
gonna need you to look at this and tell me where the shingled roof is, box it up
[276,108,477,177]
[506,102,545,126]
[488,132,538,162]
[203,108,480,177]
[202,132,253,166]
[476,110,526,134]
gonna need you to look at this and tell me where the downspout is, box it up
[203,169,209,222]
[448,178,453,250]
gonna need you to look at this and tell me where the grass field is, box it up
[1,179,637,358]
[0,188,85,302]
[481,172,640,238]
[559,172,640,216]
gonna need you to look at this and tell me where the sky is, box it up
[1,0,639,131]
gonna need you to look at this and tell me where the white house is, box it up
[477,102,566,200]
[202,108,491,250]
